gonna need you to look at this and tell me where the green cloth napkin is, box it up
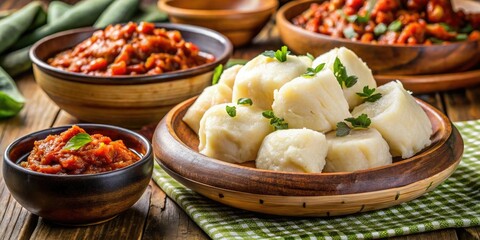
[152,120,480,239]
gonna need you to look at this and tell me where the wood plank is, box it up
[443,87,480,121]
[457,227,480,240]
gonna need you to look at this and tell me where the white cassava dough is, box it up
[256,129,327,173]
[272,69,351,133]
[312,47,376,109]
[352,81,432,158]
[232,54,311,110]
[217,64,243,89]
[325,128,392,172]
[198,103,272,163]
[183,84,232,134]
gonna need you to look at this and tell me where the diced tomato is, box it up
[110,61,127,75]
[138,22,155,34]
[88,58,108,71]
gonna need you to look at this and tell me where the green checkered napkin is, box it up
[152,120,480,239]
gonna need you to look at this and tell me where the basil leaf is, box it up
[226,105,236,117]
[211,64,223,85]
[63,133,92,150]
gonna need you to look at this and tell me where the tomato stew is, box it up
[21,125,140,174]
[48,22,214,76]
[292,0,480,45]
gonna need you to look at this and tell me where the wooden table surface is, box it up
[0,0,479,239]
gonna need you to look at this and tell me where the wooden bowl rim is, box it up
[276,0,480,49]
[153,96,464,196]
[159,0,278,17]
[3,123,153,179]
[30,23,232,85]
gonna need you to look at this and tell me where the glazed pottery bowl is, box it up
[276,0,480,75]
[2,124,153,225]
[30,23,232,128]
[158,0,278,47]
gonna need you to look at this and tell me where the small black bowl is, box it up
[2,124,153,226]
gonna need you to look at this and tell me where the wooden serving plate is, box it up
[152,97,464,216]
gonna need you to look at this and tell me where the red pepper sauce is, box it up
[48,22,214,76]
[21,125,140,175]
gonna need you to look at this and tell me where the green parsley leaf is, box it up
[455,33,468,41]
[336,122,351,137]
[211,64,224,85]
[429,37,444,44]
[343,27,358,39]
[460,24,473,34]
[262,110,288,131]
[63,133,92,150]
[306,53,314,61]
[262,46,290,62]
[333,57,357,89]
[357,14,370,24]
[336,114,372,137]
[226,105,236,117]
[374,23,387,36]
[356,85,382,102]
[303,63,325,77]
[345,114,371,129]
[237,98,253,106]
[388,20,402,32]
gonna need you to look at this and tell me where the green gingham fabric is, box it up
[152,120,480,239]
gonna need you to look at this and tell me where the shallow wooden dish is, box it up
[152,97,464,216]
[30,23,232,128]
[276,0,480,75]
[158,0,278,47]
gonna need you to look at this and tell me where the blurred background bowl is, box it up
[2,124,153,226]
[158,0,278,47]
[276,0,480,75]
[30,23,232,129]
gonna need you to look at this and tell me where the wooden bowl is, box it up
[276,0,480,75]
[152,97,464,217]
[158,0,278,47]
[30,23,232,129]
[2,124,153,225]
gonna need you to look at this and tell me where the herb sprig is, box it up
[333,57,357,88]
[356,86,382,102]
[226,105,236,117]
[212,64,224,85]
[336,114,371,137]
[63,133,92,150]
[237,98,253,106]
[262,110,288,131]
[303,63,325,77]
[262,46,290,62]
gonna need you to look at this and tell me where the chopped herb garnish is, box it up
[262,46,290,62]
[347,15,358,23]
[388,20,402,32]
[237,98,253,106]
[356,85,382,102]
[333,57,357,88]
[306,53,314,61]
[212,64,224,85]
[460,24,473,33]
[303,63,325,77]
[262,110,288,131]
[439,23,454,32]
[455,33,468,41]
[63,133,92,150]
[226,105,236,117]
[374,23,387,36]
[343,27,358,39]
[336,114,372,137]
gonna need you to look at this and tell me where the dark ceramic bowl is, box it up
[30,23,232,128]
[2,124,153,226]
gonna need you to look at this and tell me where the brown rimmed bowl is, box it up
[158,0,278,47]
[276,0,480,75]
[152,97,463,217]
[2,124,153,225]
[30,23,232,128]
